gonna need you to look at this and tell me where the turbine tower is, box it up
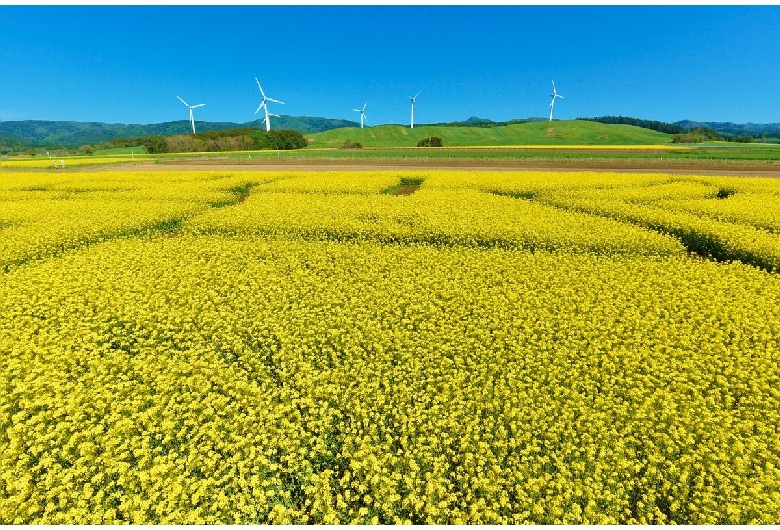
[177,96,205,134]
[548,80,563,122]
[254,78,284,132]
[353,102,368,128]
[408,90,421,128]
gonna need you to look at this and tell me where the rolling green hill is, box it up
[306,120,672,148]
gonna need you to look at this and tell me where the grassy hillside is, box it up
[306,120,672,148]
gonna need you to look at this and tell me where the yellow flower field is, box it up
[1,169,779,523]
[0,156,143,169]
[407,144,694,150]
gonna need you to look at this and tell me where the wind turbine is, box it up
[176,95,205,134]
[254,78,284,132]
[548,80,563,122]
[353,102,368,128]
[408,90,421,128]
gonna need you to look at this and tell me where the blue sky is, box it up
[1,5,779,126]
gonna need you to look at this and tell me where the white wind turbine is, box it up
[176,95,205,134]
[408,90,421,128]
[254,78,284,132]
[548,80,563,122]
[353,102,368,128]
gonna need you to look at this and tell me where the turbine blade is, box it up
[255,104,264,115]
[267,98,284,105]
[191,104,205,108]
[255,78,266,98]
[177,95,189,107]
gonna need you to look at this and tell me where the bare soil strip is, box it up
[66,158,780,178]
[392,184,421,196]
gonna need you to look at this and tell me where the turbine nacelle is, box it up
[177,95,205,134]
[548,80,563,121]
[255,78,284,132]
[409,90,421,128]
[354,102,368,128]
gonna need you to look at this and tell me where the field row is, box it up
[5,169,780,272]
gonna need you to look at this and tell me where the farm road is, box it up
[73,158,780,178]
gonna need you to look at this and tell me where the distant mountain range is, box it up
[0,116,360,147]
[426,116,550,127]
[673,120,780,137]
[466,117,780,138]
[2,116,780,149]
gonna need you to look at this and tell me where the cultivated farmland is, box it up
[1,169,779,523]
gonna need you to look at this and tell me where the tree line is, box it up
[671,127,725,143]
[6,128,309,156]
[138,128,307,154]
[577,116,687,135]
[576,116,768,143]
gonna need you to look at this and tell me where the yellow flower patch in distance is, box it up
[534,172,780,272]
[0,156,140,169]
[255,171,404,195]
[186,187,683,256]
[408,144,693,150]
[0,170,289,270]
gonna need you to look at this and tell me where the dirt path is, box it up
[391,184,422,195]
[69,158,780,178]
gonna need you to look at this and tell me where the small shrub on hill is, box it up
[417,136,443,147]
[672,128,723,144]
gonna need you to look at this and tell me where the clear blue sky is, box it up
[1,5,779,126]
